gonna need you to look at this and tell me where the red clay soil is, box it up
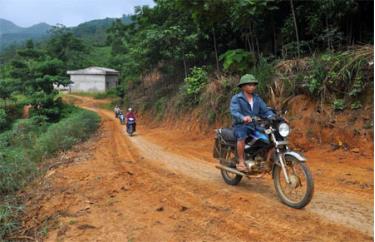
[18,95,373,241]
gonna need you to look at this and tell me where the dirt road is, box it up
[21,96,373,241]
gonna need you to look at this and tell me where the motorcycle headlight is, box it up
[278,123,290,137]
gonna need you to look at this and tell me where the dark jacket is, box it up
[230,92,274,125]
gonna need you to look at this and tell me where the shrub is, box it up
[303,55,327,96]
[219,49,256,74]
[333,99,345,111]
[183,67,208,105]
[154,97,167,120]
[250,57,274,97]
[33,109,100,160]
[351,100,362,110]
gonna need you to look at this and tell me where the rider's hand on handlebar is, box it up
[243,116,252,124]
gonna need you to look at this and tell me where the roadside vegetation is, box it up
[0,106,100,239]
[0,27,101,239]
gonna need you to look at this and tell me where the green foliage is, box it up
[0,80,16,105]
[250,57,274,96]
[183,67,208,104]
[0,109,8,130]
[46,25,87,68]
[333,99,345,111]
[154,97,167,120]
[33,108,100,160]
[6,33,87,121]
[86,46,112,67]
[351,100,362,110]
[219,49,255,74]
[0,148,35,195]
[0,200,23,239]
[94,88,118,99]
[303,55,327,96]
[207,110,216,125]
[0,106,100,239]
[278,46,373,104]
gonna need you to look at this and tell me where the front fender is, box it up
[284,151,306,162]
[272,150,306,179]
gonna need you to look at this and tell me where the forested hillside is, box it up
[101,1,373,137]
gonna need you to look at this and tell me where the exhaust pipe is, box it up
[215,164,246,176]
[215,164,267,179]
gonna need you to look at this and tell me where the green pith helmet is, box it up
[238,74,258,87]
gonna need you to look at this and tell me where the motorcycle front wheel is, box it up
[273,156,314,209]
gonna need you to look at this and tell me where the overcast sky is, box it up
[0,0,155,27]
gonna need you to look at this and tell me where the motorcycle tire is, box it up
[273,157,314,209]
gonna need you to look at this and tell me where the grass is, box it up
[98,102,114,111]
[71,88,118,100]
[0,105,100,240]
[70,91,101,98]
[0,200,22,239]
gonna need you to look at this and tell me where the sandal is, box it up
[236,163,248,172]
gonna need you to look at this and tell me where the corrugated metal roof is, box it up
[67,66,119,75]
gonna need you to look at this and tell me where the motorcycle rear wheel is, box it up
[273,156,314,209]
[220,149,242,186]
[127,126,133,136]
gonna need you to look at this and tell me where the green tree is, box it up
[47,25,88,69]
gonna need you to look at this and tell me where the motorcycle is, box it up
[114,108,121,118]
[119,112,125,125]
[213,111,314,209]
[126,117,136,136]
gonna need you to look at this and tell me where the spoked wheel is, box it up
[273,156,314,209]
[220,148,242,186]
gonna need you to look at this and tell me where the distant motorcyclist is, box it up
[230,74,275,172]
[114,105,121,118]
[126,108,136,132]
[118,111,125,124]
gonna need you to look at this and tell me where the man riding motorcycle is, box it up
[230,74,275,172]
[126,108,136,132]
[114,105,121,118]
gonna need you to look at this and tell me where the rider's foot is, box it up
[236,162,248,172]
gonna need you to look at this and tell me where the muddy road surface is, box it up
[21,96,373,241]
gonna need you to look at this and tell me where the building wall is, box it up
[70,75,106,92]
[105,75,118,90]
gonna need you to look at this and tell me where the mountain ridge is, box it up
[0,15,132,50]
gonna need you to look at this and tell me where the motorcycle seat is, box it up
[217,128,237,144]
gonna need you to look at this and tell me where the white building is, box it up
[66,67,119,92]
